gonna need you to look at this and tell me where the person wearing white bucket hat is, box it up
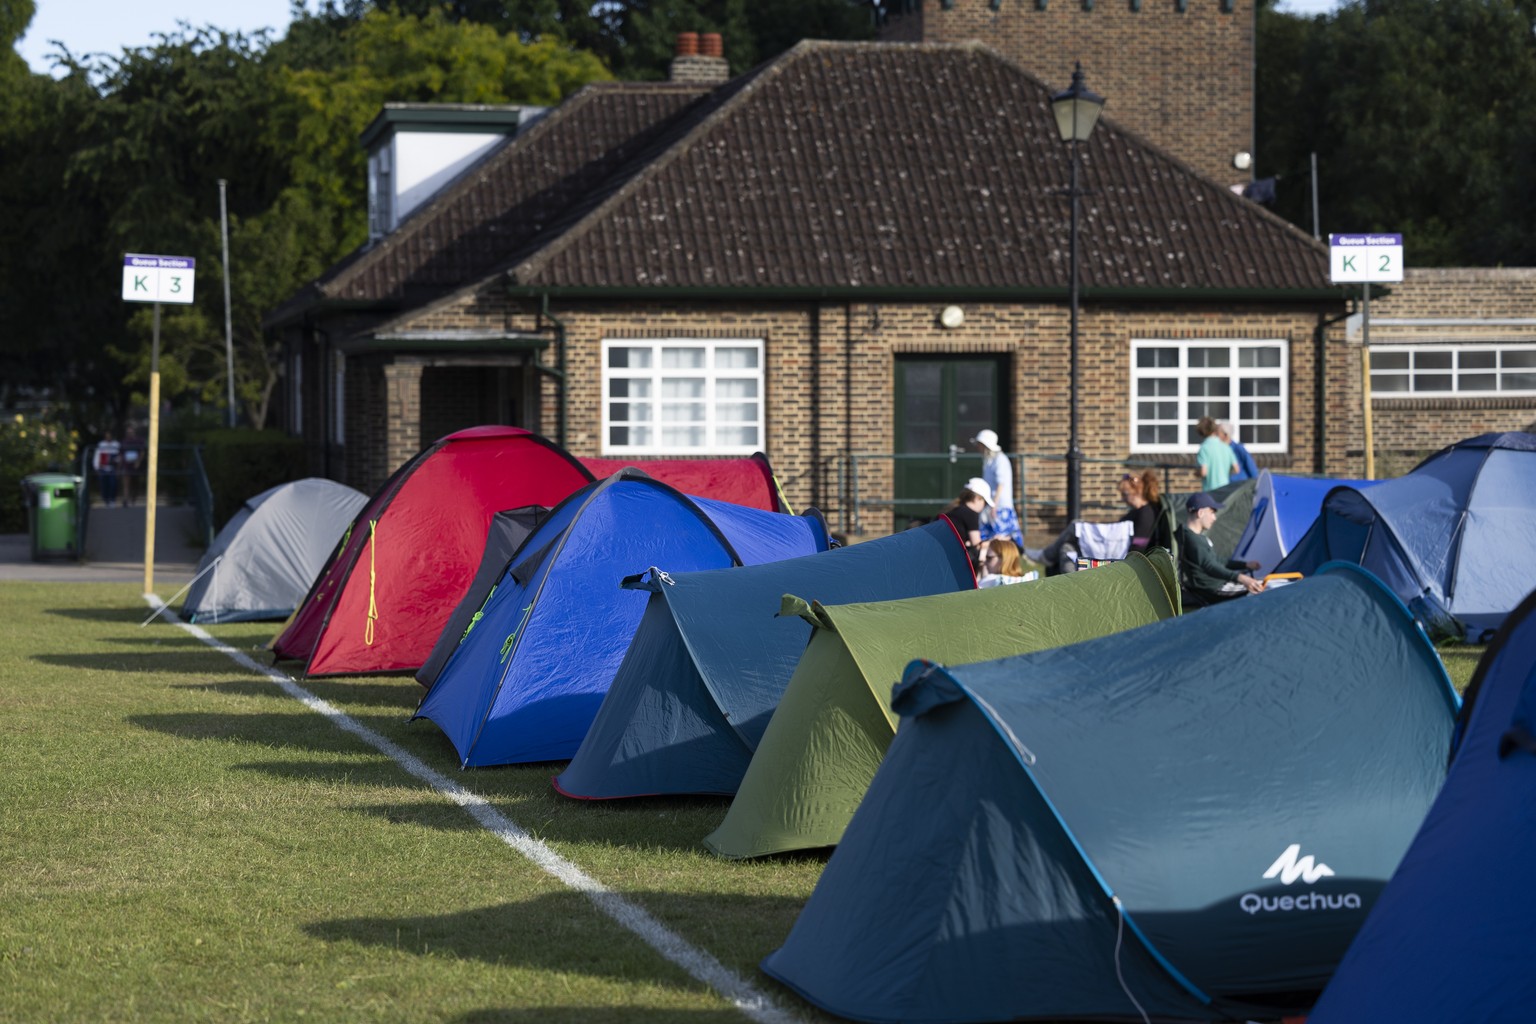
[940,476,992,562]
[969,428,1022,547]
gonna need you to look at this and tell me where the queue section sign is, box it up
[122,253,197,304]
[1328,234,1403,284]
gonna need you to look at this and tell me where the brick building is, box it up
[267,40,1356,542]
[1352,268,1536,475]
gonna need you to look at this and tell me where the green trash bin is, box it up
[22,473,83,560]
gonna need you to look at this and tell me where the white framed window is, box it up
[1130,339,1288,452]
[1370,343,1536,397]
[602,338,764,455]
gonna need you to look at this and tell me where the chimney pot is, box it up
[676,32,699,56]
[700,32,723,58]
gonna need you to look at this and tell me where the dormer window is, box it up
[361,103,546,244]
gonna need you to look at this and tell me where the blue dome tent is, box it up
[763,565,1458,1023]
[1230,470,1379,577]
[1276,432,1536,640]
[411,470,829,766]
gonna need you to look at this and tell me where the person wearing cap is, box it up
[1178,492,1264,608]
[940,476,992,563]
[969,428,1022,547]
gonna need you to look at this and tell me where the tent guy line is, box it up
[140,594,799,1024]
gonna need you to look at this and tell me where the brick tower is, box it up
[877,0,1254,186]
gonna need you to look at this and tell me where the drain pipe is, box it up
[538,292,569,447]
[315,323,332,479]
[810,303,822,510]
[1314,305,1354,475]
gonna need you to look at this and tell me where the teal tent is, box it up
[763,564,1458,1023]
[553,521,975,799]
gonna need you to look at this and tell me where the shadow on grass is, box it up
[303,676,426,710]
[304,890,805,975]
[445,1011,747,1023]
[128,711,389,755]
[35,651,263,674]
[166,676,425,711]
[45,605,188,624]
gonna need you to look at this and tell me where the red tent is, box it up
[270,426,593,676]
[579,453,790,511]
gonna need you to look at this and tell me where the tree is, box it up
[0,7,610,430]
[377,0,874,79]
[1256,0,1536,265]
[267,7,611,284]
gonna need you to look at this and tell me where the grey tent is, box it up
[181,478,368,623]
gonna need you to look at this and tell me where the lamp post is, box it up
[1050,63,1104,524]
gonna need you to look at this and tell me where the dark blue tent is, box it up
[1309,585,1536,1024]
[552,520,976,800]
[762,564,1458,1023]
[416,505,550,688]
[1276,432,1536,640]
[411,471,829,766]
[1231,471,1379,577]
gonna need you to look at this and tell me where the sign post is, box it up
[122,253,196,594]
[1328,234,1403,480]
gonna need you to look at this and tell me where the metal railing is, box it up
[77,442,214,553]
[839,450,1191,536]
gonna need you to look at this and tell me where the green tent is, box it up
[703,548,1180,859]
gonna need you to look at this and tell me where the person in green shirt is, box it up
[1196,416,1237,491]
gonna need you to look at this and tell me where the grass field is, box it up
[0,581,1482,1023]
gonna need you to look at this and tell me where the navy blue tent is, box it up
[416,505,550,688]
[1231,471,1379,577]
[552,521,976,800]
[762,564,1458,1023]
[411,471,830,766]
[1309,585,1536,1024]
[1276,432,1536,640]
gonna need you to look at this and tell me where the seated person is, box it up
[1036,469,1163,575]
[1178,493,1264,608]
[939,477,992,567]
[978,538,1032,588]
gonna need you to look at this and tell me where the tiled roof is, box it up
[268,81,712,321]
[277,40,1332,327]
[508,41,1330,294]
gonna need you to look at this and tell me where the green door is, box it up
[893,357,1003,530]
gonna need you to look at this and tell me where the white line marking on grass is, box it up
[144,596,800,1024]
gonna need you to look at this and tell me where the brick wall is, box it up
[882,0,1254,186]
[349,281,1350,542]
[1351,268,1536,469]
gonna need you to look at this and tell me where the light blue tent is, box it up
[1309,585,1536,1024]
[1231,470,1378,577]
[763,564,1458,1023]
[1276,432,1536,640]
[552,521,976,800]
[411,470,829,766]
